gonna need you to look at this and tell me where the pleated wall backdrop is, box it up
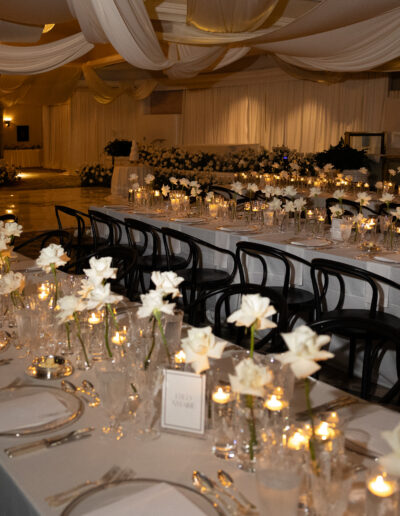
[42,71,398,170]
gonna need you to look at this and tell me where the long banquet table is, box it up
[1,253,400,515]
[97,204,400,387]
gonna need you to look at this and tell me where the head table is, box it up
[0,251,399,516]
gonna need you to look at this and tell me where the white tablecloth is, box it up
[4,149,42,168]
[111,165,153,196]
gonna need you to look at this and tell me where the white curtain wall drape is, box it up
[182,74,389,153]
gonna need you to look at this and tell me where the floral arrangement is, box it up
[0,164,20,187]
[0,221,24,305]
[77,164,113,187]
[315,138,370,171]
[152,167,215,196]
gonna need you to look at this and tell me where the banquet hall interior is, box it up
[1,1,400,515]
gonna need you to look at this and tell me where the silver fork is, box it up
[45,465,121,506]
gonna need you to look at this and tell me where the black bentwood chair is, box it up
[309,318,400,404]
[124,218,186,293]
[378,202,400,217]
[325,198,379,224]
[190,283,288,354]
[236,241,315,328]
[310,257,400,399]
[63,245,138,300]
[160,226,238,319]
[0,214,18,223]
[14,230,73,257]
[88,210,124,250]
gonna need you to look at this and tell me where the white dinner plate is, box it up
[0,384,83,437]
[171,217,206,224]
[217,225,258,233]
[61,478,220,516]
[290,238,332,248]
[103,205,130,210]
[372,253,400,264]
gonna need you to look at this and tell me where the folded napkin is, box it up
[0,392,68,432]
[84,482,207,516]
[344,408,400,457]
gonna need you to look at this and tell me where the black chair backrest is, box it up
[55,205,90,244]
[210,186,234,200]
[310,257,400,319]
[161,226,238,280]
[14,230,73,255]
[0,214,18,223]
[378,202,400,217]
[236,241,311,297]
[325,197,379,223]
[191,283,288,353]
[89,210,122,249]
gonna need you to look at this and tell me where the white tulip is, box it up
[229,358,272,397]
[277,325,333,379]
[83,256,117,286]
[227,294,276,330]
[84,283,123,311]
[137,290,175,319]
[181,326,225,374]
[380,423,400,476]
[0,271,25,295]
[56,295,85,324]
[151,271,183,298]
[36,244,70,273]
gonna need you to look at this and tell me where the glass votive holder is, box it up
[211,384,236,459]
[366,466,399,515]
[264,387,290,434]
[173,349,186,370]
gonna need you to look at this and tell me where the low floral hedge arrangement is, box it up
[77,164,113,187]
[0,165,20,187]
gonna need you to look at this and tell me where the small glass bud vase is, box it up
[366,465,399,516]
[235,393,266,473]
[211,385,235,460]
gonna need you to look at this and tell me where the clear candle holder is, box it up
[366,465,399,516]
[211,384,236,459]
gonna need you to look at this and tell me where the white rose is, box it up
[227,294,276,330]
[359,167,368,175]
[84,283,123,311]
[333,189,346,200]
[181,326,225,374]
[294,197,306,212]
[56,295,85,324]
[0,271,25,295]
[129,173,138,182]
[137,290,175,319]
[284,201,295,213]
[323,163,334,172]
[36,244,70,273]
[356,192,371,206]
[161,185,170,197]
[83,256,117,286]
[229,358,272,397]
[180,178,190,188]
[329,204,344,217]
[380,423,400,476]
[284,186,297,197]
[151,271,183,299]
[309,187,321,197]
[380,193,394,203]
[277,325,333,379]
[268,197,282,211]
[247,183,258,193]
[144,173,155,184]
[3,222,23,239]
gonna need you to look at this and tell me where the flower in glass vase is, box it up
[0,271,25,307]
[329,204,344,219]
[309,187,321,198]
[57,294,89,366]
[380,422,400,477]
[36,244,70,302]
[144,173,155,185]
[181,326,225,374]
[356,191,371,211]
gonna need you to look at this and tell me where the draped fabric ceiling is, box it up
[0,0,400,106]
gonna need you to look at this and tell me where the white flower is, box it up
[131,182,140,191]
[36,244,70,273]
[169,176,178,185]
[3,222,22,240]
[129,173,138,182]
[284,186,297,197]
[262,185,274,198]
[356,192,371,206]
[309,187,321,197]
[280,171,289,180]
[290,162,300,171]
[56,295,85,324]
[137,290,175,319]
[273,187,283,196]
[359,167,368,175]
[231,181,244,195]
[189,180,200,188]
[83,257,117,286]
[380,423,400,477]
[191,186,202,197]
[323,163,334,172]
[0,236,10,254]
[380,193,394,203]
[354,213,365,224]
[205,191,214,201]
[272,163,280,169]
[181,326,225,374]
[247,183,258,193]
[333,189,346,200]
[284,201,295,213]
[294,197,306,212]
[329,204,344,217]
[277,325,333,379]
[151,271,183,298]
[144,173,155,184]
[227,294,276,330]
[0,271,25,295]
[391,207,400,220]
[78,278,94,298]
[161,185,170,197]
[229,358,272,397]
[180,178,190,188]
[84,283,123,311]
[269,197,282,211]
[388,169,396,177]
[375,181,383,189]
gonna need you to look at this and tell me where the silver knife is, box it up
[4,427,94,458]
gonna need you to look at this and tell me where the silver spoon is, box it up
[217,469,257,511]
[192,471,240,514]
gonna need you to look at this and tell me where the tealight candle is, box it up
[174,350,186,365]
[88,312,101,325]
[212,386,231,404]
[154,190,160,197]
[368,475,396,498]
[38,283,50,300]
[111,331,126,345]
[315,421,336,440]
[287,430,309,451]
[264,394,284,411]
[209,203,218,218]
[366,469,399,516]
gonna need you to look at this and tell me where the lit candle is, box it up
[38,283,50,300]
[287,430,309,451]
[111,331,126,345]
[174,350,186,364]
[154,190,160,197]
[212,386,231,404]
[315,421,336,440]
[88,312,101,325]
[209,203,218,218]
[368,475,396,498]
[264,394,284,411]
